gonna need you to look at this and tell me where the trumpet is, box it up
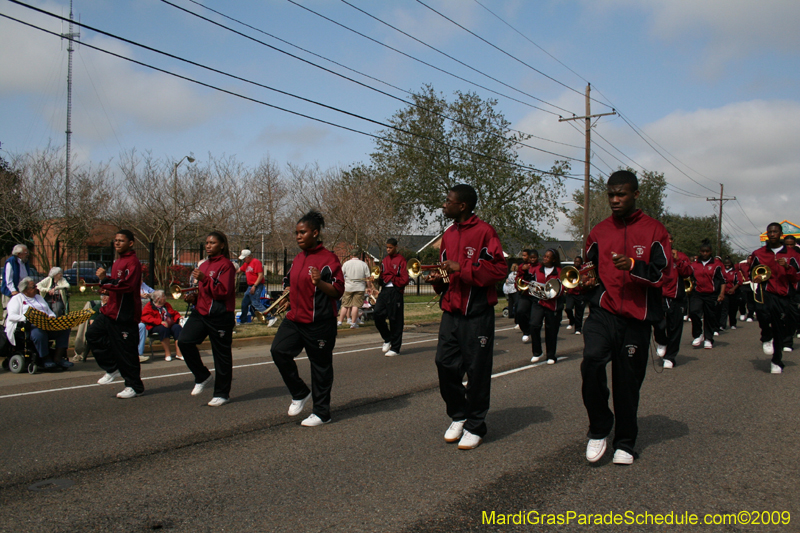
[78,278,100,293]
[558,262,597,290]
[515,277,562,300]
[407,258,422,279]
[407,259,450,284]
[170,283,199,300]
[752,264,772,305]
[263,288,290,318]
[684,278,694,294]
[352,265,382,282]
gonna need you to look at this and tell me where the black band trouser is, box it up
[653,296,685,364]
[178,310,235,399]
[373,286,404,353]
[86,314,143,393]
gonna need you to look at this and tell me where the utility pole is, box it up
[559,84,615,252]
[706,184,735,255]
[61,0,79,219]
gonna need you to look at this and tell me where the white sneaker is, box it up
[783,346,792,352]
[385,350,399,357]
[747,318,753,322]
[116,387,142,399]
[575,330,582,335]
[613,449,634,465]
[763,341,774,356]
[301,413,330,427]
[704,340,713,349]
[165,355,172,362]
[97,370,121,385]
[683,315,688,321]
[444,420,466,443]
[546,359,555,365]
[713,331,719,337]
[457,430,482,450]
[730,326,737,330]
[797,333,800,339]
[350,323,359,329]
[656,344,667,357]
[346,318,352,324]
[771,363,782,374]
[691,335,704,347]
[191,375,214,396]
[514,324,520,330]
[381,342,391,353]
[740,314,746,321]
[288,392,312,416]
[566,325,573,330]
[267,317,278,328]
[663,359,674,369]
[521,335,531,344]
[208,397,229,407]
[139,355,150,363]
[586,438,607,462]
[337,321,342,326]
[530,354,544,363]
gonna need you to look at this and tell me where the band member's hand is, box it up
[672,249,678,259]
[582,277,598,289]
[717,293,725,302]
[96,267,107,280]
[98,288,108,296]
[441,260,460,273]
[611,252,633,271]
[277,300,289,313]
[48,289,55,295]
[521,264,529,271]
[426,272,442,283]
[183,292,197,305]
[192,268,206,282]
[249,285,256,295]
[777,257,787,267]
[309,266,321,285]
[753,275,763,284]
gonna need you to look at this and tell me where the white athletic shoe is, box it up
[457,430,482,450]
[713,331,719,337]
[521,335,531,344]
[139,355,150,363]
[586,438,607,463]
[763,341,774,356]
[337,321,342,326]
[288,392,312,416]
[704,340,713,349]
[97,370,121,385]
[683,315,688,321]
[656,344,667,357]
[797,333,800,339]
[207,397,229,407]
[381,342,391,353]
[730,326,737,330]
[691,335,704,347]
[116,387,142,399]
[770,363,782,374]
[514,324,520,330]
[444,420,466,443]
[783,346,792,352]
[191,375,213,396]
[747,318,753,322]
[575,331,582,335]
[530,354,544,363]
[566,325,573,330]
[663,359,674,369]
[740,314,746,321]
[301,413,330,427]
[165,355,172,362]
[546,359,556,365]
[613,449,634,465]
[385,350,399,357]
[267,317,278,328]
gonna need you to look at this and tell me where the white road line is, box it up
[0,325,522,400]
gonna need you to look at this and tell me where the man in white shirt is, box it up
[2,244,30,324]
[338,249,373,328]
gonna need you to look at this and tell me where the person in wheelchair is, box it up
[4,277,73,369]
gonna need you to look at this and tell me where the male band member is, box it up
[582,170,671,465]
[373,238,409,357]
[338,249,373,328]
[238,249,268,324]
[721,257,742,331]
[654,233,693,368]
[515,249,539,343]
[528,249,563,364]
[428,184,506,450]
[781,235,800,348]
[688,241,725,349]
[738,259,756,322]
[2,244,30,323]
[750,223,800,374]
[87,230,144,399]
[564,255,588,335]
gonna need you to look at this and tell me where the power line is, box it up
[1,10,581,182]
[733,199,762,233]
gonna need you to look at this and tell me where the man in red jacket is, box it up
[654,233,693,368]
[373,238,409,357]
[581,171,671,465]
[87,230,144,399]
[427,184,507,451]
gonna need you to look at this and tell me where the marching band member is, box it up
[373,238,409,357]
[749,223,800,374]
[581,170,671,465]
[428,184,506,451]
[737,259,756,322]
[178,231,236,406]
[688,241,725,349]
[271,211,344,426]
[654,233,692,369]
[781,235,800,348]
[528,249,563,364]
[515,249,539,343]
[564,256,587,335]
[87,230,144,399]
[721,257,742,331]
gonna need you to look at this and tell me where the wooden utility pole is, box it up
[559,84,615,253]
[706,184,735,255]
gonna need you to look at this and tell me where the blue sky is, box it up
[2,0,799,251]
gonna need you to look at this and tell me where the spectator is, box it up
[5,276,73,369]
[2,244,30,323]
[238,249,268,323]
[338,248,373,328]
[503,263,518,321]
[37,267,70,317]
[142,290,184,362]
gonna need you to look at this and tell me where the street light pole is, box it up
[172,155,195,265]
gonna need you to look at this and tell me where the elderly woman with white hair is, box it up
[36,266,70,317]
[141,289,183,362]
[5,277,73,369]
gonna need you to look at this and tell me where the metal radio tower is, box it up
[61,0,80,218]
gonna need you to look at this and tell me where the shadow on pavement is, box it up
[635,414,690,453]
[488,405,553,444]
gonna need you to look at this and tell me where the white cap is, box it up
[239,249,252,260]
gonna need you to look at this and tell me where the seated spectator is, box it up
[141,290,183,362]
[37,267,71,317]
[4,277,73,369]
[72,295,107,362]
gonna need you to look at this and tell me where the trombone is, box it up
[752,264,771,305]
[170,283,198,300]
[78,278,101,293]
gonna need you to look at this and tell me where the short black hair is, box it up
[767,222,783,233]
[784,235,796,243]
[529,248,539,258]
[386,238,398,246]
[699,238,712,250]
[117,229,135,242]
[607,170,638,191]
[522,248,533,256]
[450,184,477,212]
[544,248,561,268]
[298,210,325,232]
[207,231,230,259]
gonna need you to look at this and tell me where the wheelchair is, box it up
[2,322,62,375]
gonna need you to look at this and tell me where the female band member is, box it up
[688,240,725,349]
[529,249,563,364]
[177,231,236,407]
[271,211,344,427]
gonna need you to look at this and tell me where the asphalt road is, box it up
[0,316,797,533]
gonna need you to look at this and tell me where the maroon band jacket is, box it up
[99,250,142,323]
[749,245,800,297]
[194,255,236,316]
[531,264,562,311]
[662,251,693,299]
[380,253,409,293]
[284,244,344,324]
[689,258,725,295]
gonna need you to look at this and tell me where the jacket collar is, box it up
[303,243,326,256]
[454,214,479,229]
[612,209,643,226]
